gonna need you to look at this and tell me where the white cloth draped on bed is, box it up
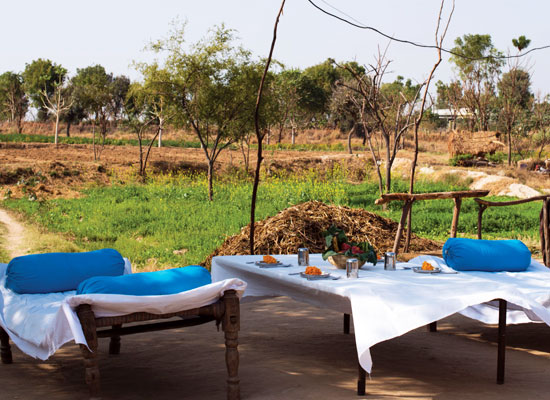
[0,262,246,360]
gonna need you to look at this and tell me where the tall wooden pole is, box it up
[249,1,286,255]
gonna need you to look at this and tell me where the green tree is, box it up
[22,59,65,121]
[72,65,113,159]
[450,34,504,131]
[0,72,28,133]
[531,95,550,159]
[109,75,131,123]
[151,23,260,200]
[124,82,161,177]
[301,59,340,126]
[40,68,72,145]
[498,68,532,164]
[60,81,86,137]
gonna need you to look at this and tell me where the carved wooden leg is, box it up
[0,327,12,364]
[77,304,101,399]
[343,313,350,334]
[222,290,240,400]
[357,361,366,396]
[497,299,507,384]
[109,324,122,355]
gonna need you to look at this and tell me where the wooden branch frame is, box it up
[1,290,240,400]
[474,196,550,266]
[375,190,490,255]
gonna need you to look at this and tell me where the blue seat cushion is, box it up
[5,249,125,294]
[442,238,531,272]
[76,266,212,296]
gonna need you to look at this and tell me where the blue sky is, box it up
[2,0,549,94]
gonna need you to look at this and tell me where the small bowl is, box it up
[327,254,367,269]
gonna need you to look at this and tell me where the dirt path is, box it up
[0,208,29,259]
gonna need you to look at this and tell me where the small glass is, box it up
[298,248,309,266]
[346,258,359,279]
[384,252,396,270]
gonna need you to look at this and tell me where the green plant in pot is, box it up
[322,225,377,269]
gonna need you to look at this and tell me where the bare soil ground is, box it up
[1,297,550,399]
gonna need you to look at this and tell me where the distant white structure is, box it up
[431,107,473,120]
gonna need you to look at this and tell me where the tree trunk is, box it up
[347,125,354,154]
[507,129,512,166]
[16,116,22,134]
[66,121,71,137]
[291,126,296,145]
[54,113,60,146]
[158,118,163,148]
[207,161,214,201]
[92,120,97,161]
[278,124,284,143]
[385,136,391,193]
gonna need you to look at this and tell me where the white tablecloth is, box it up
[212,254,550,373]
[0,262,246,360]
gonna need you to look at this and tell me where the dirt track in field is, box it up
[0,209,27,258]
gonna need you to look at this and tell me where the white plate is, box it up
[412,266,441,274]
[300,272,331,280]
[255,261,291,268]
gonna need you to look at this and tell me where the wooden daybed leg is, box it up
[77,304,102,400]
[0,326,12,364]
[109,324,122,355]
[497,299,507,384]
[344,313,351,334]
[357,361,366,396]
[222,290,240,400]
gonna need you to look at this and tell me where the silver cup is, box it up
[346,258,359,279]
[298,248,309,266]
[384,252,396,270]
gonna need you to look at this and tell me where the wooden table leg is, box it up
[497,299,507,384]
[344,314,351,334]
[222,290,240,400]
[357,361,366,396]
[109,324,122,355]
[0,327,12,364]
[77,304,101,399]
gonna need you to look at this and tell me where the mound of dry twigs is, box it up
[448,130,505,157]
[203,201,441,267]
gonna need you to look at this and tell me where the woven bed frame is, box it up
[0,289,240,400]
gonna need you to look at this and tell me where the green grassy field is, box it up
[1,169,542,269]
[0,133,359,152]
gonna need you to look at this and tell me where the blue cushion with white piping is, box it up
[76,266,212,296]
[442,238,531,272]
[5,249,125,294]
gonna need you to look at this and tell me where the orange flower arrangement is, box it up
[263,255,278,264]
[305,266,322,275]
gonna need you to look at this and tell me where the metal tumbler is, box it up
[384,252,396,270]
[298,248,310,266]
[346,258,359,279]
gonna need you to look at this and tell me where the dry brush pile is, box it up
[203,200,441,267]
[448,130,505,157]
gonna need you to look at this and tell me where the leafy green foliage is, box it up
[22,59,67,121]
[321,225,377,264]
[448,153,473,166]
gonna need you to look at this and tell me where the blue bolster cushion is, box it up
[76,266,212,296]
[442,238,531,272]
[5,249,125,294]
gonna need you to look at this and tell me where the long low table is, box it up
[212,254,550,395]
